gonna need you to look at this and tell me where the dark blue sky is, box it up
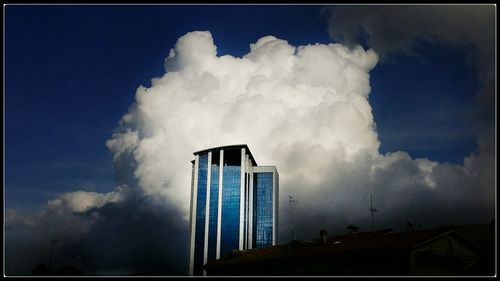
[5,5,479,211]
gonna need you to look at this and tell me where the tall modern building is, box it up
[189,144,279,276]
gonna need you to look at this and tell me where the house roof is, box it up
[205,227,482,270]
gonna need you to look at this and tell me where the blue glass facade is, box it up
[253,172,274,248]
[193,154,208,275]
[207,164,219,261]
[189,146,278,276]
[220,165,241,257]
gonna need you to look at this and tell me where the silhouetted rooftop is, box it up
[205,227,485,270]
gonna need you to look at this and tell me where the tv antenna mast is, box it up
[370,193,378,232]
[289,195,299,241]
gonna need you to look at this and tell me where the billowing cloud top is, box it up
[325,5,495,156]
[106,31,492,234]
[106,31,382,217]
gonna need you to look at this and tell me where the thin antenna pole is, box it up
[371,194,373,231]
[289,195,298,241]
[370,194,377,232]
[289,197,293,240]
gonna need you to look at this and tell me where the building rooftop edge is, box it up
[193,144,258,166]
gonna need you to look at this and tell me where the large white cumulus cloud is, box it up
[106,31,493,239]
[107,31,381,215]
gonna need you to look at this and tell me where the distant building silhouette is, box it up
[205,225,493,276]
[189,144,279,276]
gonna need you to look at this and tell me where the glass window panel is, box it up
[207,164,219,261]
[253,172,274,248]
[220,165,240,257]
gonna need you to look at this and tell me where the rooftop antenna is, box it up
[370,194,377,232]
[289,195,299,241]
[407,218,414,232]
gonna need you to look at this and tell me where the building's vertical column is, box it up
[203,152,212,274]
[275,172,279,245]
[188,161,195,275]
[239,148,246,250]
[189,155,199,276]
[272,169,277,246]
[248,165,254,249]
[242,154,246,250]
[216,149,223,259]
[244,154,250,249]
[243,175,247,250]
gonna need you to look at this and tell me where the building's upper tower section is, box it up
[193,144,258,166]
[189,144,278,276]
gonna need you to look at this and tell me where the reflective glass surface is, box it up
[193,154,207,275]
[220,165,241,257]
[207,164,219,261]
[253,172,273,248]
